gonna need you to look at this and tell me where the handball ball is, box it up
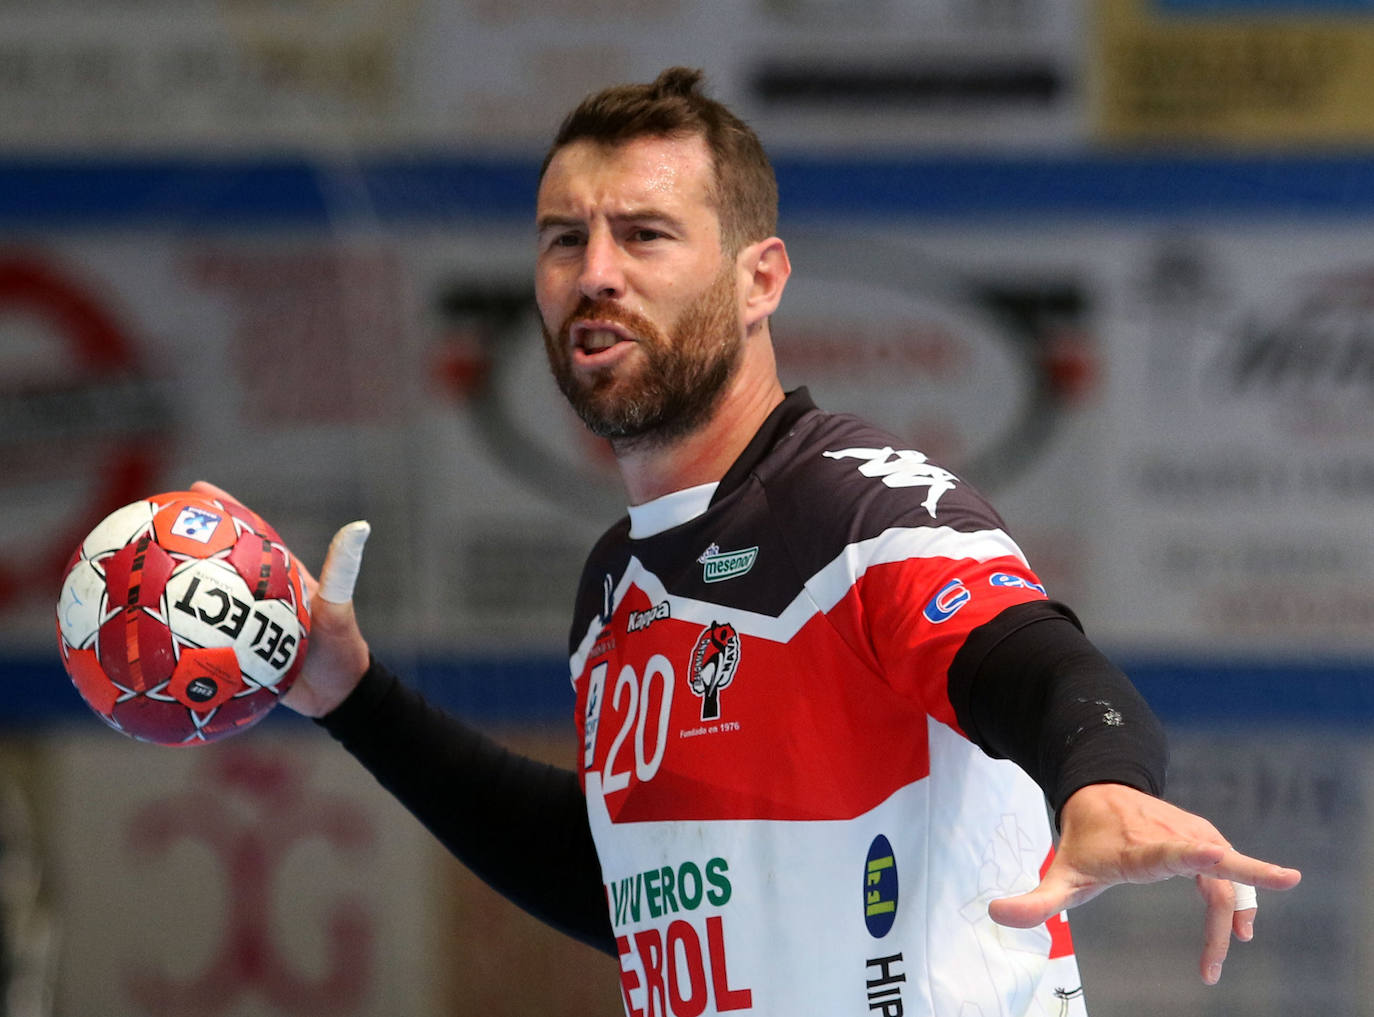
[55,491,311,746]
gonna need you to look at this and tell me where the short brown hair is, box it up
[540,67,778,254]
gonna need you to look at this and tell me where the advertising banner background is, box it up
[1094,0,1374,145]
[43,734,441,1016]
[3,4,1373,1014]
[7,212,1374,658]
[0,0,1085,153]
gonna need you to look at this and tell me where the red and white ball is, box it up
[56,491,311,745]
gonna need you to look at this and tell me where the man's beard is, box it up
[542,267,741,449]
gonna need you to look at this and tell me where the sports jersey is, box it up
[567,389,1087,1017]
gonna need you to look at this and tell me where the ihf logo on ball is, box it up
[170,506,224,544]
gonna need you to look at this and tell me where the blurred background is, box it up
[3,0,1374,1014]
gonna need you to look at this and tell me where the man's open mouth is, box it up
[571,320,636,354]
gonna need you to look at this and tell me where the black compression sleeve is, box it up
[948,601,1168,824]
[317,658,615,956]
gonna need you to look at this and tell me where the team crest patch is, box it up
[688,621,741,721]
[697,544,758,584]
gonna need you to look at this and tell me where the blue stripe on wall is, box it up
[6,154,1374,227]
[8,654,1373,731]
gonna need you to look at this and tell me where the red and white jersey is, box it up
[568,392,1086,1017]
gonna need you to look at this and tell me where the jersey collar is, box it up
[711,387,817,505]
[627,481,719,539]
[621,388,818,539]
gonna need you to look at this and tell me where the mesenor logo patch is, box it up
[700,546,758,584]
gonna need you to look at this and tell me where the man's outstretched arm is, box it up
[950,601,1301,984]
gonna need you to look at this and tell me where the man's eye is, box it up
[630,229,663,242]
[552,232,584,247]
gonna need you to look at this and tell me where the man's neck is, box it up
[613,371,785,506]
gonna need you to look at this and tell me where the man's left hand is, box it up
[987,783,1301,985]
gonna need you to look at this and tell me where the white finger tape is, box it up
[318,521,371,604]
[1232,882,1257,912]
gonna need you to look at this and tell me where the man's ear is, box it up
[739,237,791,330]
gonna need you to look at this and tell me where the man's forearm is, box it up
[318,658,615,954]
[948,601,1168,822]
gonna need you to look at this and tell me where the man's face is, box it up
[535,133,743,446]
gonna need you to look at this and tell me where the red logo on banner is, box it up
[124,746,376,1015]
[0,257,166,609]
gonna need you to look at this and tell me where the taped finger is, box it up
[1232,882,1257,912]
[318,521,371,604]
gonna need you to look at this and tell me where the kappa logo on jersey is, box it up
[822,446,958,517]
[688,621,741,721]
[698,544,758,583]
[628,600,670,632]
[922,578,971,623]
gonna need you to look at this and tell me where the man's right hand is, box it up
[191,481,371,718]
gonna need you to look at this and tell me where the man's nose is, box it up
[578,230,625,302]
